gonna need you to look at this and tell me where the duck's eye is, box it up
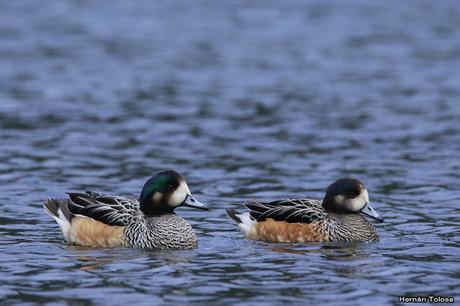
[347,190,359,198]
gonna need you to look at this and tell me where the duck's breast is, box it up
[326,214,379,242]
[144,214,198,249]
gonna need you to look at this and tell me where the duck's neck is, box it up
[322,195,344,212]
[140,199,175,216]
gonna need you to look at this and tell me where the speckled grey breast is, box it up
[323,213,379,242]
[124,214,198,249]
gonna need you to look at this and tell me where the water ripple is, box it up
[1,0,460,305]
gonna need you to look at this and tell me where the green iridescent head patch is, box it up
[139,170,183,204]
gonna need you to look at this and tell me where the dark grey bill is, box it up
[360,203,383,222]
[181,195,208,210]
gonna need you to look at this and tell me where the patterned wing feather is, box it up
[246,198,326,224]
[67,192,141,226]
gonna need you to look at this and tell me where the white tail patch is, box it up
[46,208,71,242]
[235,212,256,237]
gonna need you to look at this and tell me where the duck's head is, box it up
[322,178,383,222]
[139,170,207,215]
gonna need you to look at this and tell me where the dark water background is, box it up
[1,1,459,305]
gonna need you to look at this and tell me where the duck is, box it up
[226,178,383,242]
[44,170,208,249]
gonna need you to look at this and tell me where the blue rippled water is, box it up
[0,1,459,305]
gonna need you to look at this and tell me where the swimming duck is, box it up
[44,170,208,249]
[226,178,383,242]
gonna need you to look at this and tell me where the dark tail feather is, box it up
[43,198,73,221]
[226,208,242,223]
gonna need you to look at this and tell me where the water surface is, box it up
[1,1,459,305]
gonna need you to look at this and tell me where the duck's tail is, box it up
[226,208,256,237]
[43,198,73,242]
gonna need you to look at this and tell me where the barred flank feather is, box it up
[67,192,141,226]
[246,198,326,224]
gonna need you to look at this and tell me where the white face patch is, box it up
[345,189,369,212]
[363,189,369,204]
[168,181,190,207]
